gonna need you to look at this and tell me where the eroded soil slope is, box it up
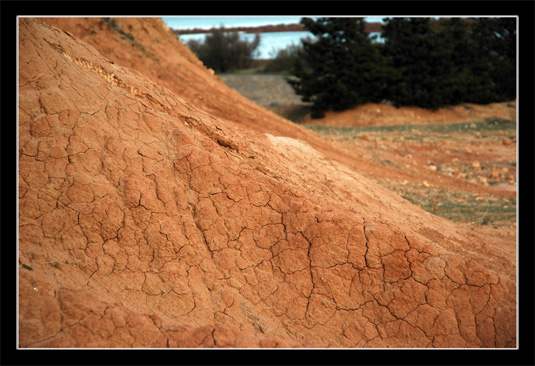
[19,18,516,348]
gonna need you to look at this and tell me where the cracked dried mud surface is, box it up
[18,18,516,348]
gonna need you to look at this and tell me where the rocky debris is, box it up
[18,18,516,348]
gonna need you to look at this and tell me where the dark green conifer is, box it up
[381,17,516,108]
[470,18,516,102]
[289,17,391,118]
[380,18,446,109]
[435,18,496,105]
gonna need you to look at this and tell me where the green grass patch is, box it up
[306,118,516,137]
[398,187,516,225]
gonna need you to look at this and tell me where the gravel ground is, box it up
[219,74,307,108]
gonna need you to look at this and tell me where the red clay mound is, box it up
[300,101,516,127]
[18,18,516,348]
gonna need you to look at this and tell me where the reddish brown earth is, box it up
[18,17,516,348]
[300,101,516,127]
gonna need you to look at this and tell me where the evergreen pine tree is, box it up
[381,17,515,108]
[380,18,445,109]
[435,18,496,105]
[289,17,391,118]
[470,18,516,102]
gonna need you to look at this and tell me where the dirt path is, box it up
[219,74,306,108]
[219,73,312,122]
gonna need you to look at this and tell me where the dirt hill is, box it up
[18,17,516,348]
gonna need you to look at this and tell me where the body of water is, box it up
[162,16,306,31]
[178,30,384,59]
[179,31,315,59]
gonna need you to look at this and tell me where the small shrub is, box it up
[264,43,305,73]
[103,18,135,41]
[185,27,261,73]
[101,17,159,63]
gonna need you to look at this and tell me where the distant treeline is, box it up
[288,17,516,118]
